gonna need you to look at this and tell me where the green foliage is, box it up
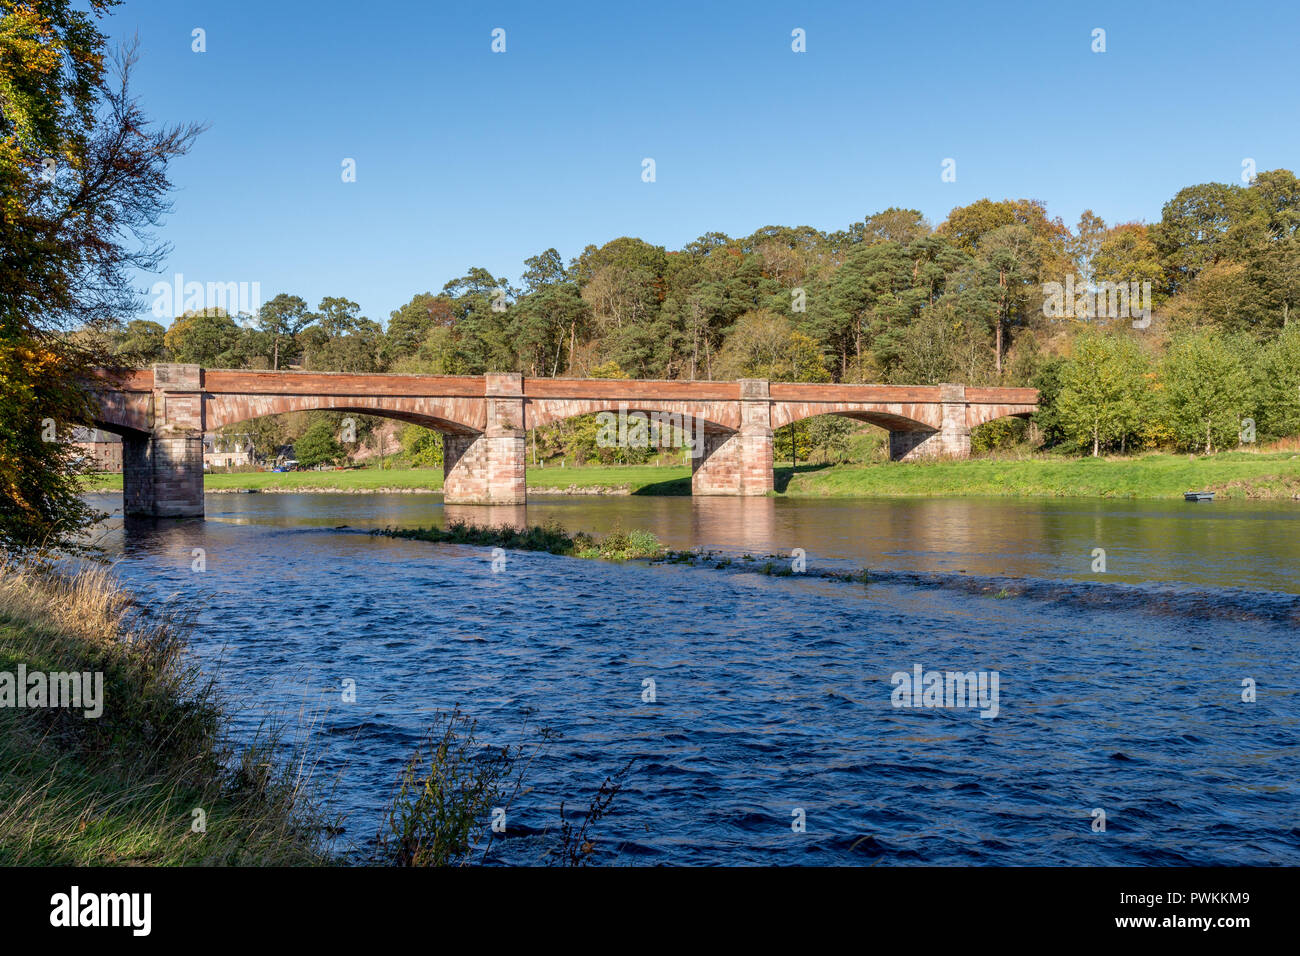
[971,417,1029,454]
[0,340,97,553]
[1253,326,1300,440]
[1158,332,1256,453]
[398,425,443,467]
[293,420,344,468]
[163,309,242,366]
[774,422,814,465]
[1054,332,1151,455]
[1030,357,1069,448]
[378,707,520,867]
[1,11,200,552]
[376,520,662,560]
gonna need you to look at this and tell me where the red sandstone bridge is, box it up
[91,365,1037,517]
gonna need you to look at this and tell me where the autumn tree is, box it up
[0,5,199,550]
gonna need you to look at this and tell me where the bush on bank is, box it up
[375,520,664,560]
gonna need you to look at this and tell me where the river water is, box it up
[84,491,1300,865]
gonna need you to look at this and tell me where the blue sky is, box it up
[104,0,1300,325]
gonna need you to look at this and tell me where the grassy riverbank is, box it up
[82,452,1300,501]
[782,451,1300,500]
[0,560,330,865]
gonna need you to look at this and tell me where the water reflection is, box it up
[86,492,1300,592]
[443,503,529,529]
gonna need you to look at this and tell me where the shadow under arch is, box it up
[204,401,483,437]
[89,419,150,441]
[526,401,738,436]
[773,407,938,434]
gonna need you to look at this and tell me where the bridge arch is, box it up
[524,398,739,433]
[966,403,1038,430]
[203,394,485,435]
[770,402,941,433]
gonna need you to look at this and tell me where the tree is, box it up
[294,419,344,468]
[1092,223,1165,308]
[715,311,829,382]
[300,296,381,372]
[1055,332,1149,456]
[1070,210,1107,284]
[1253,325,1300,441]
[1246,234,1300,329]
[815,240,919,379]
[938,198,1071,278]
[1,10,199,551]
[979,224,1042,378]
[164,308,242,366]
[382,292,454,367]
[441,268,516,372]
[399,425,443,467]
[256,293,313,370]
[113,318,167,366]
[1154,182,1267,296]
[860,207,930,246]
[1158,332,1254,454]
[1248,168,1300,240]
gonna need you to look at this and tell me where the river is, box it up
[83,491,1300,865]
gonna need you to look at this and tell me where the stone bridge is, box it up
[89,365,1037,517]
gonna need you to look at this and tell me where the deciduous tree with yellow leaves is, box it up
[1,1,199,551]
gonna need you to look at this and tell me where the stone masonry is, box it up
[92,366,1037,519]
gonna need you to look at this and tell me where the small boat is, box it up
[1184,491,1215,502]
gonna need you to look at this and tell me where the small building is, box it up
[203,433,255,470]
[70,427,123,473]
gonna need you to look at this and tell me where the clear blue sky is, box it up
[104,0,1300,326]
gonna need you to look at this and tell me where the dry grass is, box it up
[0,557,334,865]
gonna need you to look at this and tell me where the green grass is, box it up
[526,464,690,494]
[81,452,1300,501]
[376,520,664,560]
[781,452,1300,500]
[0,559,331,865]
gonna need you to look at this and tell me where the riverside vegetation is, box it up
[0,558,331,865]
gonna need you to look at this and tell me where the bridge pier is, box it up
[441,373,527,505]
[691,379,773,496]
[122,364,206,518]
[888,384,971,461]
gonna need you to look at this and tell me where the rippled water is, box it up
[84,491,1300,865]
